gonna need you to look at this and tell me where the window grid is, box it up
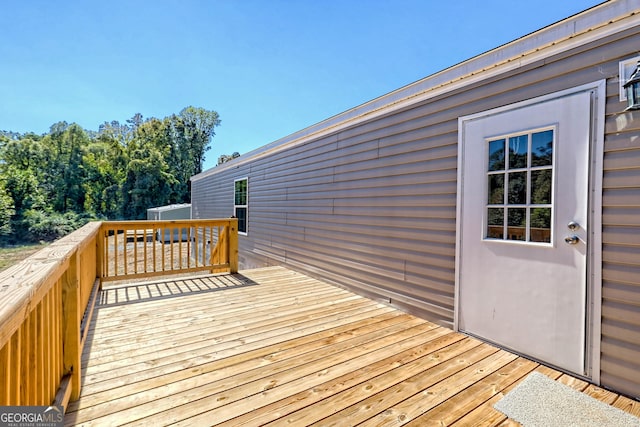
[234,178,248,234]
[485,128,554,244]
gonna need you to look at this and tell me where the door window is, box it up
[486,129,554,243]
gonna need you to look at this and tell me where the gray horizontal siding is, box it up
[192,19,640,397]
[601,87,640,398]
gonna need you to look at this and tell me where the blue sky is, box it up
[1,0,602,171]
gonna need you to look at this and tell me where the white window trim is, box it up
[234,177,248,236]
[483,126,556,246]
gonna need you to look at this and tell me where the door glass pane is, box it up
[488,139,505,171]
[531,169,552,204]
[530,208,551,243]
[508,172,527,204]
[485,128,554,244]
[488,174,504,204]
[509,135,528,169]
[507,208,526,241]
[532,130,553,166]
[487,208,504,239]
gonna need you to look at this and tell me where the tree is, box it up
[0,107,221,240]
[0,136,46,215]
[49,121,69,137]
[41,123,89,213]
[164,107,220,203]
[98,120,132,146]
[218,152,240,165]
[126,113,144,131]
[0,179,15,238]
[1,135,44,172]
[0,134,46,241]
[177,106,220,176]
[83,136,126,219]
[121,118,178,219]
[4,168,45,212]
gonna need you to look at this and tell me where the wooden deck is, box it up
[64,266,640,426]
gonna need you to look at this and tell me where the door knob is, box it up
[564,235,579,245]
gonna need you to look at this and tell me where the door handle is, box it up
[564,235,580,245]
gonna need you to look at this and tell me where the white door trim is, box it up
[454,80,605,383]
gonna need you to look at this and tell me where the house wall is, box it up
[192,14,640,397]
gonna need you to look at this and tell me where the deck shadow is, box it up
[97,273,259,308]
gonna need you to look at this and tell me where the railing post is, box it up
[61,251,82,401]
[229,219,239,274]
[96,223,104,288]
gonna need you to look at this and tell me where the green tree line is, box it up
[0,106,220,244]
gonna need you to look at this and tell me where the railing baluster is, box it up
[55,279,62,393]
[152,226,157,273]
[200,226,204,267]
[35,303,43,404]
[20,316,29,404]
[124,227,129,277]
[45,289,53,402]
[102,230,107,279]
[178,227,183,270]
[169,229,175,270]
[29,312,37,404]
[10,331,20,405]
[144,227,149,274]
[187,227,192,268]
[221,225,224,266]
[52,281,59,402]
[223,225,227,266]
[0,335,8,405]
[161,225,165,271]
[212,226,217,266]
[191,226,195,267]
[115,229,119,278]
[207,226,211,267]
[134,227,138,274]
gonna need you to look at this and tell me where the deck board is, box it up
[64,266,639,426]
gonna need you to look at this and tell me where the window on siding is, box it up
[234,178,248,234]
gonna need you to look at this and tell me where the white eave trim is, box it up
[192,0,639,182]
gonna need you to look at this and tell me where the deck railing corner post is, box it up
[229,219,239,274]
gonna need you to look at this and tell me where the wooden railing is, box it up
[0,218,238,412]
[0,222,101,410]
[99,219,238,282]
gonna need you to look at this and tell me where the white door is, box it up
[457,89,596,376]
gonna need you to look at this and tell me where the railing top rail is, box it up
[0,221,101,349]
[101,219,235,229]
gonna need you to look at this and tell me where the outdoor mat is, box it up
[493,371,640,427]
